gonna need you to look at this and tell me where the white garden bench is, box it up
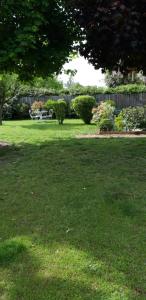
[29,109,53,120]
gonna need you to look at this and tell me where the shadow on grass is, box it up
[0,238,117,300]
[0,138,146,298]
[19,121,88,131]
[0,238,26,265]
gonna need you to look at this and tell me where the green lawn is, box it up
[0,119,146,300]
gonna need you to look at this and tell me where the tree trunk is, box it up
[0,105,3,125]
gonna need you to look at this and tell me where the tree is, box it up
[64,69,77,88]
[0,1,78,79]
[31,76,63,91]
[105,71,145,87]
[0,74,20,125]
[65,1,146,74]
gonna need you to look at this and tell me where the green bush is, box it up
[72,95,96,124]
[61,84,146,96]
[3,103,12,120]
[11,102,30,120]
[113,84,146,94]
[105,99,116,107]
[115,115,125,131]
[99,118,114,131]
[44,99,56,111]
[119,107,145,131]
[54,99,67,124]
[139,120,146,130]
[92,101,115,124]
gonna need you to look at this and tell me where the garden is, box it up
[1,1,146,299]
[1,80,146,300]
[26,95,146,137]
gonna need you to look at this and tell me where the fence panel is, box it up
[19,93,146,109]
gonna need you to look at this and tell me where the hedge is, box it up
[16,84,146,98]
[62,84,146,95]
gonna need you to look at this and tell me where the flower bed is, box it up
[98,131,146,135]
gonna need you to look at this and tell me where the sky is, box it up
[59,56,106,87]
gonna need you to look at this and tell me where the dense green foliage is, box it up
[11,102,30,120]
[54,99,67,124]
[92,101,115,126]
[105,71,144,88]
[0,1,78,78]
[3,101,30,120]
[60,84,146,96]
[93,101,146,132]
[66,1,146,74]
[72,95,96,124]
[44,100,56,111]
[99,118,114,132]
[119,107,146,131]
[0,120,146,299]
[0,73,20,125]
[32,77,63,91]
[115,115,125,132]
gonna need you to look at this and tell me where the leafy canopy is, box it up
[0,0,78,79]
[66,0,146,74]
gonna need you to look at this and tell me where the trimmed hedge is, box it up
[54,100,67,125]
[72,95,96,124]
[60,84,146,96]
[16,84,146,98]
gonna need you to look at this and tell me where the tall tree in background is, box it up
[32,77,63,91]
[0,0,78,79]
[105,71,145,88]
[65,0,146,74]
[64,69,77,88]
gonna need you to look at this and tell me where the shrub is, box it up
[119,107,145,131]
[72,95,96,124]
[11,102,30,120]
[115,115,125,131]
[31,101,44,111]
[99,118,114,131]
[44,99,56,118]
[62,84,146,96]
[139,120,146,130]
[92,101,115,124]
[44,99,56,111]
[105,99,116,107]
[3,103,12,120]
[54,99,67,124]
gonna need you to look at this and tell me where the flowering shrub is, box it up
[31,101,44,111]
[119,107,145,131]
[92,101,115,124]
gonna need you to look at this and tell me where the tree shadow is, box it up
[0,238,121,300]
[19,120,88,131]
[0,138,146,298]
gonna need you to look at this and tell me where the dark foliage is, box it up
[66,0,146,74]
[0,1,78,79]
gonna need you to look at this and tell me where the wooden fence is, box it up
[19,92,146,109]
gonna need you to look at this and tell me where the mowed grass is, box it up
[0,119,146,300]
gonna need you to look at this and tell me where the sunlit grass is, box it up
[0,119,146,299]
